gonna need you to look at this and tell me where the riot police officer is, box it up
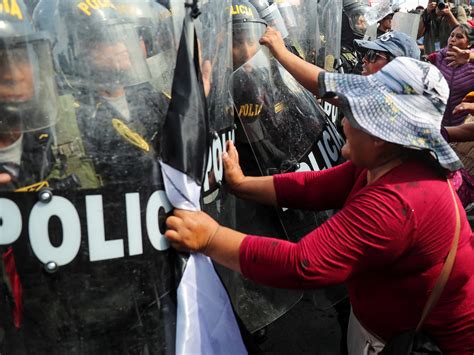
[33,0,170,188]
[0,1,59,351]
[232,0,286,176]
[0,0,58,191]
[339,0,369,74]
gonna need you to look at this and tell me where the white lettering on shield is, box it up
[0,190,172,266]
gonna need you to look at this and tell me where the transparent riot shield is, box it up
[317,0,343,71]
[292,0,321,64]
[231,48,344,177]
[115,0,180,96]
[196,0,302,335]
[231,46,348,327]
[0,1,181,353]
[288,0,342,71]
[392,12,421,40]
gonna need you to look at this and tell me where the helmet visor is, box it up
[0,36,58,133]
[232,21,266,70]
[344,5,368,37]
[76,21,151,89]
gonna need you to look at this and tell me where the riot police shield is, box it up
[231,4,346,316]
[392,11,421,40]
[231,49,344,178]
[0,18,58,134]
[317,0,343,71]
[115,0,179,95]
[0,0,58,192]
[364,0,408,40]
[0,0,181,353]
[194,0,299,335]
[231,5,348,326]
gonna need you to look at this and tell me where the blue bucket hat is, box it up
[319,57,462,172]
[354,31,421,60]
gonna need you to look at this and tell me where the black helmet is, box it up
[232,0,267,37]
[343,0,369,38]
[232,0,267,69]
[33,0,151,92]
[248,0,288,38]
[0,0,59,133]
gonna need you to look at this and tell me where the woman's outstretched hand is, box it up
[447,46,471,68]
[223,140,246,193]
[165,209,220,253]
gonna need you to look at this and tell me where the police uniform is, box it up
[0,130,54,191]
[75,83,169,187]
[233,66,289,176]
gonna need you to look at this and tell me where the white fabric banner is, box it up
[160,162,247,355]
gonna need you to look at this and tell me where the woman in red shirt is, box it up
[165,57,474,354]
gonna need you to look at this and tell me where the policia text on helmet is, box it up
[231,1,267,70]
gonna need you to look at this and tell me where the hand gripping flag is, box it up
[159,3,246,354]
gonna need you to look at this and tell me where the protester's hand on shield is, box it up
[165,209,220,253]
[259,27,287,61]
[447,46,471,67]
[453,102,474,115]
[222,140,245,192]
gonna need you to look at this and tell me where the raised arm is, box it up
[259,27,324,96]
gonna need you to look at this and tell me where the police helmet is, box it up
[0,0,58,133]
[33,0,151,92]
[232,1,267,69]
[232,0,267,39]
[343,0,369,38]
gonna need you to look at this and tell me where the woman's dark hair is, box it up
[453,24,474,48]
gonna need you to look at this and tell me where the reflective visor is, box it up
[0,37,58,133]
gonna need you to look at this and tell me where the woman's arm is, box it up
[239,188,416,289]
[445,121,474,142]
[442,7,460,27]
[259,27,324,96]
[165,187,415,288]
[224,140,357,211]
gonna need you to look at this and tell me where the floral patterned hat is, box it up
[319,57,463,171]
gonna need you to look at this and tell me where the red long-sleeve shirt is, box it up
[240,160,474,354]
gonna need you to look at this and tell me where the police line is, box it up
[0,189,172,266]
